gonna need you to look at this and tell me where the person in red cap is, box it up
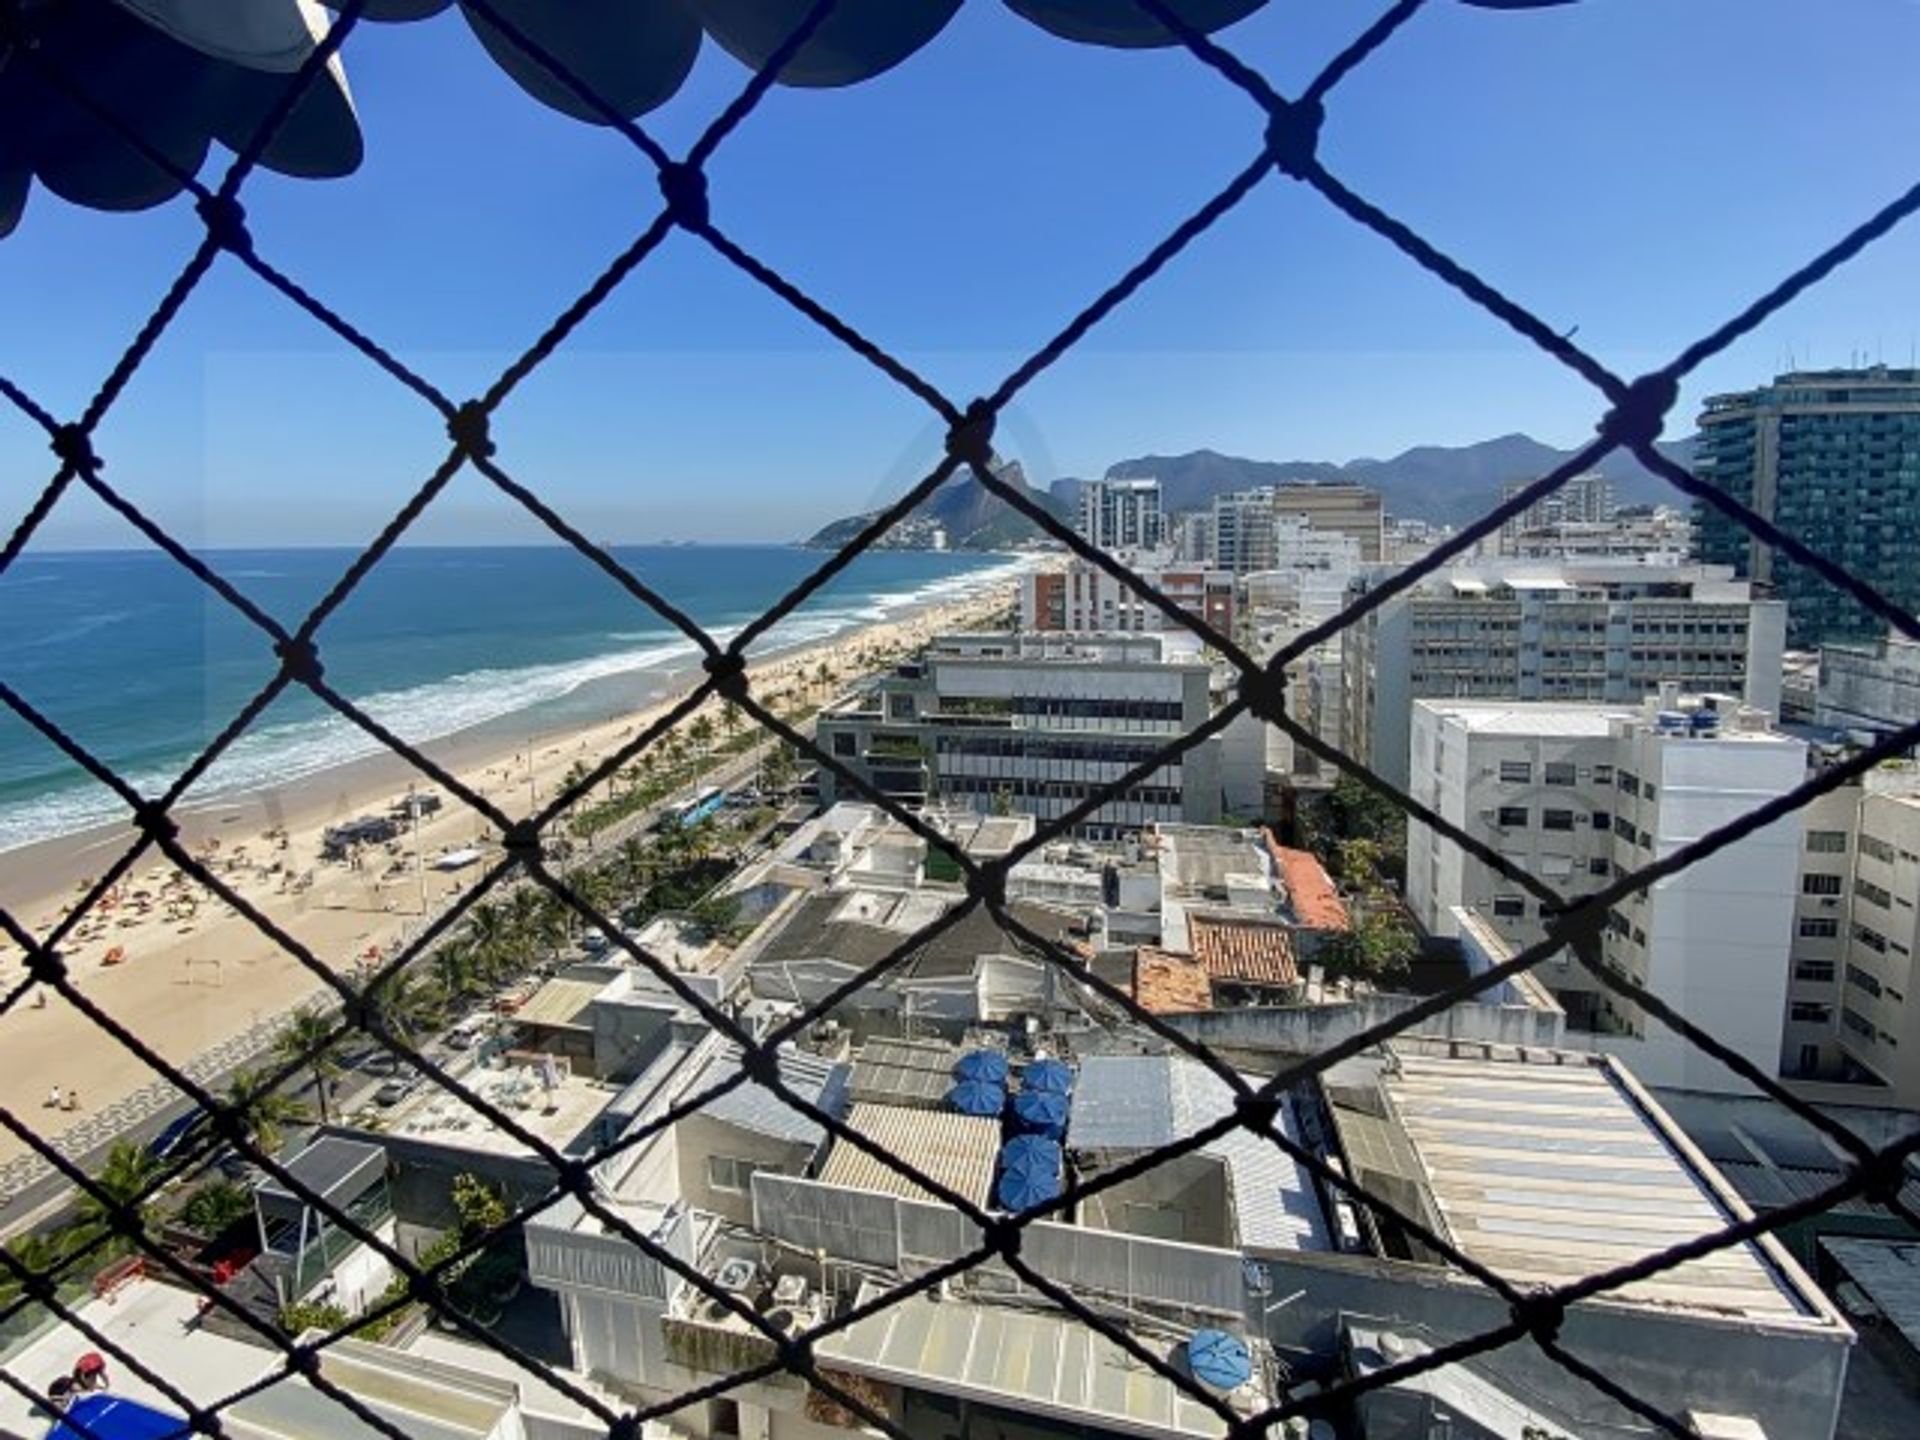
[73,1351,108,1391]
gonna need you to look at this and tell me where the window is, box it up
[1790,1002,1832,1024]
[1843,1007,1875,1039]
[1846,966,1884,998]
[1796,959,1837,983]
[1807,830,1849,854]
[1589,858,1612,877]
[1498,760,1533,784]
[1854,924,1890,954]
[1541,808,1577,832]
[1799,916,1840,939]
[1860,834,1897,864]
[1617,771,1640,796]
[1543,761,1577,786]
[1855,877,1893,909]
[1492,896,1526,919]
[1592,764,1613,785]
[1497,806,1528,829]
[831,732,857,757]
[1643,783,1657,801]
[1591,811,1611,830]
[1803,873,1844,897]
[707,1156,763,1194]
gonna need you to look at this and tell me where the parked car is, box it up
[374,1077,416,1108]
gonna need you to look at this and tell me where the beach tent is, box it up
[952,1049,1010,1087]
[1010,1087,1068,1140]
[1021,1058,1073,1096]
[47,1395,190,1440]
[947,1080,1005,1118]
[995,1134,1062,1212]
[1185,1328,1253,1393]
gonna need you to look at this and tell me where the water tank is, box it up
[1010,1087,1069,1140]
[953,1050,1010,1087]
[1185,1328,1252,1394]
[1022,1057,1073,1096]
[995,1134,1063,1212]
[947,1079,1006,1118]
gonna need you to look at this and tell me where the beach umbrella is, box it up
[952,1049,1010,1087]
[994,1134,1061,1212]
[1186,1328,1253,1393]
[1022,1057,1073,1095]
[1010,1087,1068,1140]
[947,1079,1005,1118]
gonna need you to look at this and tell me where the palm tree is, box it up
[223,1068,311,1157]
[76,1142,163,1243]
[720,703,743,747]
[273,1007,343,1125]
[688,713,716,760]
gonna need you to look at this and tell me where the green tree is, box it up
[451,1173,510,1236]
[75,1142,163,1240]
[222,1067,311,1157]
[687,892,742,940]
[688,713,716,759]
[273,1006,343,1125]
[179,1180,254,1237]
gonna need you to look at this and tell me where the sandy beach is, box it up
[0,578,1018,1167]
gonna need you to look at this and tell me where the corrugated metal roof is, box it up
[848,1038,963,1109]
[691,1043,847,1146]
[1824,1238,1920,1353]
[1071,1055,1327,1253]
[817,1102,999,1209]
[259,1137,385,1208]
[511,977,603,1028]
[1384,1054,1813,1321]
[818,1286,1242,1440]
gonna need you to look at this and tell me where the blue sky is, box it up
[6,0,1920,548]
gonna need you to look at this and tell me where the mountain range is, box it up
[800,433,1697,550]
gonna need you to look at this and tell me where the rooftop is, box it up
[379,1061,611,1157]
[688,1042,847,1146]
[847,1037,965,1109]
[258,1136,386,1209]
[1187,915,1299,989]
[1071,1054,1328,1253]
[1415,698,1637,738]
[1823,1238,1920,1356]
[1134,948,1214,1015]
[510,976,604,1029]
[1267,840,1348,931]
[1379,1050,1826,1323]
[816,1101,1000,1209]
[817,1285,1258,1440]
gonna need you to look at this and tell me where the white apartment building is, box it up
[1019,556,1234,637]
[1498,508,1696,563]
[1408,693,1810,1093]
[1076,475,1163,553]
[814,632,1222,837]
[1343,559,1788,789]
[1498,471,1616,546]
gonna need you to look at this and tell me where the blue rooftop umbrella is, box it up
[1010,1087,1069,1140]
[1186,1329,1253,1393]
[953,1050,1011,1087]
[48,1395,192,1440]
[995,1134,1062,1212]
[947,1079,1006,1118]
[1022,1058,1073,1095]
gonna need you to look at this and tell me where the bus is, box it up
[661,786,727,831]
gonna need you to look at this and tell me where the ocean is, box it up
[0,544,1017,854]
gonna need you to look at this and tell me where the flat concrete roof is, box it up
[1414,698,1635,737]
[382,1063,611,1157]
[1383,1052,1819,1323]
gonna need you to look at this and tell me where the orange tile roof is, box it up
[1187,914,1299,988]
[1133,948,1213,1015]
[1267,837,1350,932]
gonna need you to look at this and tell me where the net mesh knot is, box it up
[658,161,711,231]
[1265,95,1325,180]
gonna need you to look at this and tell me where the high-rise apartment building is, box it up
[1210,486,1278,574]
[1498,472,1615,550]
[1274,481,1385,562]
[814,632,1221,837]
[1816,627,1920,742]
[1693,366,1920,645]
[1076,476,1163,553]
[1409,693,1809,1093]
[1341,560,1787,789]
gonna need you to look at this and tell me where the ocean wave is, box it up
[0,556,1021,854]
